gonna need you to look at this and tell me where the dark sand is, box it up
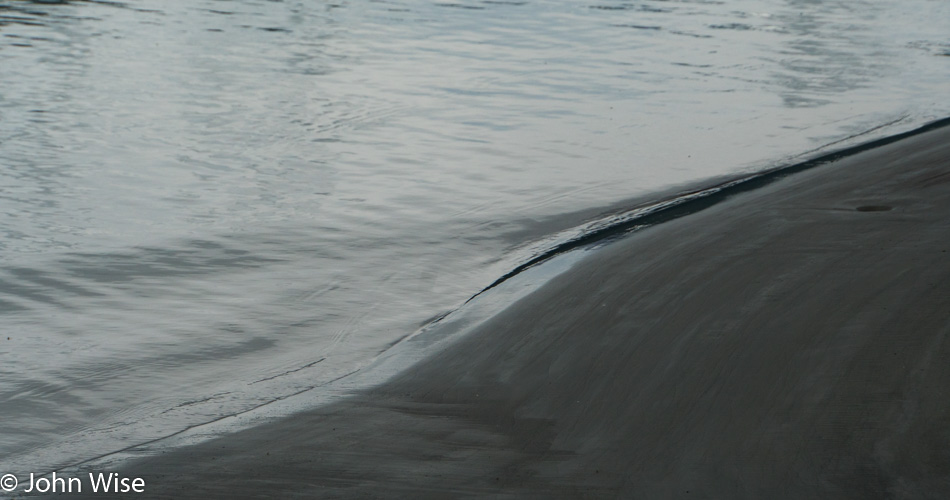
[83,126,950,498]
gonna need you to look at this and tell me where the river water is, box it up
[1,0,948,473]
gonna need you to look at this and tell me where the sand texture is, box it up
[72,126,950,498]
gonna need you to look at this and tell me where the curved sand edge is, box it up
[78,125,950,498]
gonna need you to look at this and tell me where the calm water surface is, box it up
[1,0,948,471]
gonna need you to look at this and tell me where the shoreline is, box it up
[53,123,950,498]
[471,116,950,302]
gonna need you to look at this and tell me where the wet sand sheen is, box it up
[89,125,950,498]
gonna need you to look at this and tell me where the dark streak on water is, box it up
[468,117,950,303]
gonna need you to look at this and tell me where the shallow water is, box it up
[1,0,948,472]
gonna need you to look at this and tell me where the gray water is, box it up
[1,0,948,473]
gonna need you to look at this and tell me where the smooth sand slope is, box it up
[92,126,950,498]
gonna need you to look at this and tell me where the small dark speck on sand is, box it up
[856,205,892,212]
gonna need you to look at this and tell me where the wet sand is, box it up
[91,125,950,498]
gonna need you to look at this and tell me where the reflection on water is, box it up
[1,0,948,471]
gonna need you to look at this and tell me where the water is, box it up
[1,0,947,473]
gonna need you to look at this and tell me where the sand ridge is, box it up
[62,124,950,499]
